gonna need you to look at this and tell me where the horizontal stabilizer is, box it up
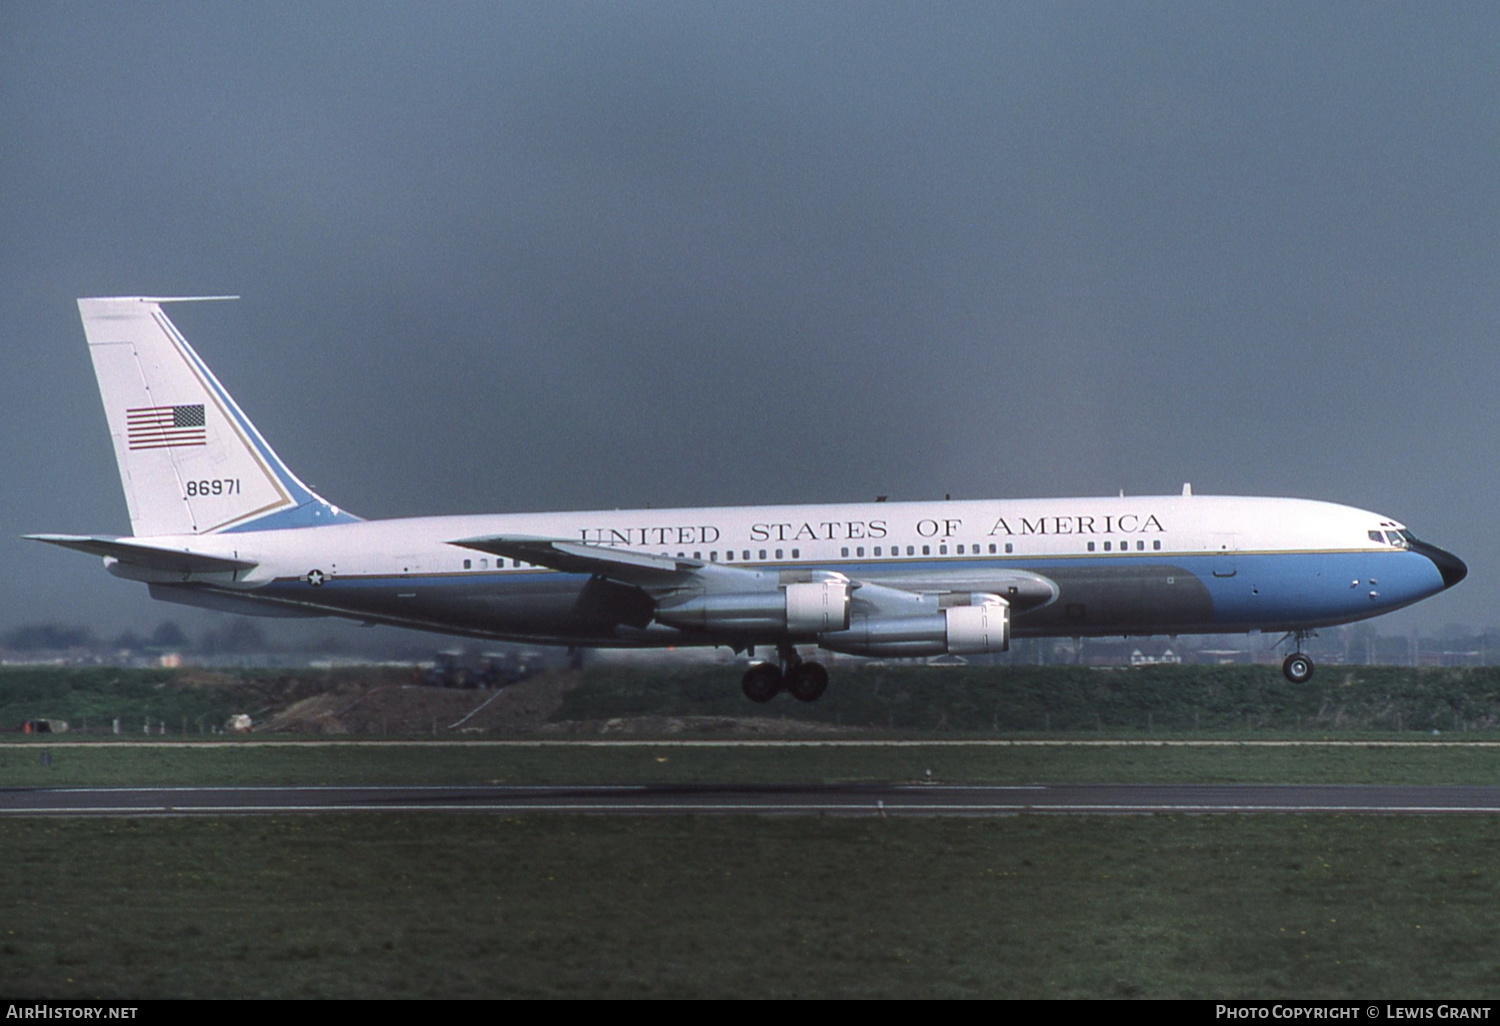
[25,534,258,574]
[449,535,701,585]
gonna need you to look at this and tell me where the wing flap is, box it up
[25,534,258,574]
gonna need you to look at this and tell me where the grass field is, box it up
[5,737,1500,787]
[4,814,1500,998]
[551,662,1500,734]
[7,665,1500,998]
[10,662,1500,737]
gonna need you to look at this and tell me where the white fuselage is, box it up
[110,493,1458,647]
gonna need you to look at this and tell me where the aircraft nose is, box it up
[1408,537,1468,590]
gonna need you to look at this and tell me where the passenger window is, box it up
[1087,542,1095,552]
[775,549,784,559]
[792,549,800,558]
[759,550,767,560]
[1104,542,1111,551]
[1153,540,1161,551]
[1137,540,1145,551]
[922,545,930,556]
[1004,543,1013,554]
[939,544,948,555]
[841,547,849,557]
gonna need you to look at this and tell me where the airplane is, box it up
[30,296,1467,701]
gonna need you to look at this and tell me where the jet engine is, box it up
[654,580,852,634]
[819,594,1010,657]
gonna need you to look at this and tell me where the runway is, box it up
[8,782,1500,816]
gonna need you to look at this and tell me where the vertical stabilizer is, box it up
[76,297,359,537]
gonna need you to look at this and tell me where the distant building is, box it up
[1129,647,1181,666]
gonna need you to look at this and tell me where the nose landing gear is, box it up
[1282,652,1315,684]
[1280,631,1316,683]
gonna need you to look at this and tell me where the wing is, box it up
[448,535,1056,609]
[854,568,1059,611]
[448,534,708,588]
[447,535,1055,643]
[451,535,863,637]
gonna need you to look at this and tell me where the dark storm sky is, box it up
[2,1,1495,635]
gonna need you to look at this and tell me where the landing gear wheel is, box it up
[1282,653,1315,684]
[742,663,783,703]
[785,661,829,703]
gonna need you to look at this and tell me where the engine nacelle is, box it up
[943,600,1010,655]
[654,580,851,635]
[785,580,852,633]
[819,596,1010,657]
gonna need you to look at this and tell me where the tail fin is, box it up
[76,296,360,537]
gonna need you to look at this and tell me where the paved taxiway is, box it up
[8,783,1500,816]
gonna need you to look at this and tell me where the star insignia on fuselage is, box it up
[305,569,326,587]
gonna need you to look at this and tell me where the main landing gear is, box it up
[1281,631,1316,684]
[741,644,829,703]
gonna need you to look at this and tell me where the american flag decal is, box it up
[126,404,207,450]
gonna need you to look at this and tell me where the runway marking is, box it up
[4,739,1499,749]
[10,804,1500,816]
[8,784,1500,816]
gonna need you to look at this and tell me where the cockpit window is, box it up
[1368,530,1384,543]
[1385,531,1407,548]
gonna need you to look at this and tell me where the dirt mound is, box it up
[261,692,352,733]
[250,670,858,738]
[258,670,581,734]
